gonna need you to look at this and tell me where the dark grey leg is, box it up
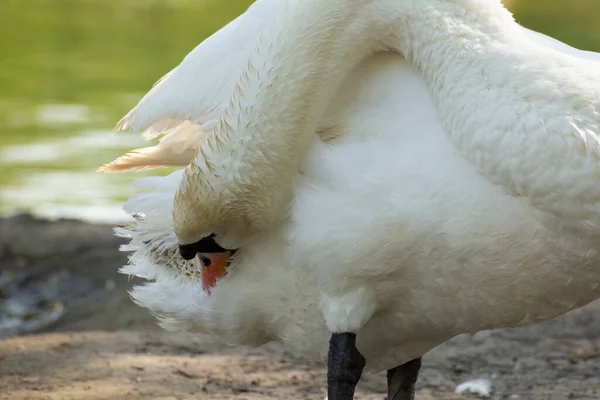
[387,357,422,400]
[327,333,366,400]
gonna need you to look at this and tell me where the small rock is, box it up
[455,378,492,397]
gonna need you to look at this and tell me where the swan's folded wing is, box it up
[520,26,600,63]
[99,120,204,172]
[102,0,283,172]
[115,0,284,134]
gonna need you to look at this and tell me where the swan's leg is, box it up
[327,332,366,400]
[386,357,422,400]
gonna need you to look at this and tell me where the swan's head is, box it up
[171,159,267,260]
[173,166,234,259]
[118,213,235,295]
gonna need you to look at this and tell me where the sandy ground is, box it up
[1,215,600,400]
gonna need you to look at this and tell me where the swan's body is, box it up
[103,0,600,393]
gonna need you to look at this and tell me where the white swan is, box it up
[100,0,600,399]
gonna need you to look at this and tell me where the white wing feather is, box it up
[102,3,600,173]
[114,0,281,135]
[101,0,283,172]
[520,26,600,63]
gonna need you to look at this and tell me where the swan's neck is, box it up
[400,2,600,235]
[214,2,378,150]
[174,0,390,246]
[175,0,600,246]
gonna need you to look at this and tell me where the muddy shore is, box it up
[0,214,599,399]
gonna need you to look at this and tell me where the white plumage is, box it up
[103,0,600,374]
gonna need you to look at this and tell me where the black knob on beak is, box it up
[178,234,231,260]
[179,244,199,260]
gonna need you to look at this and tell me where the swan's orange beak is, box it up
[199,251,233,294]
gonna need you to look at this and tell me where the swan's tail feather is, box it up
[115,169,199,280]
[113,168,212,332]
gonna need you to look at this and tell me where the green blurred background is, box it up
[1,0,599,223]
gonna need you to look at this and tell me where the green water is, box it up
[1,0,598,223]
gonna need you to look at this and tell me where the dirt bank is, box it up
[0,215,599,399]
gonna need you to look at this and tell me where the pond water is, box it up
[1,0,599,223]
